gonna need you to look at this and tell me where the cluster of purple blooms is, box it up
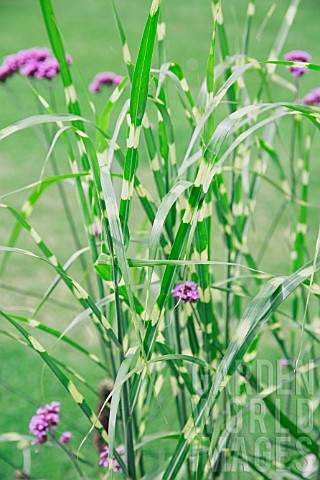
[284,50,320,106]
[89,72,124,93]
[284,50,310,77]
[29,401,71,445]
[172,281,200,303]
[0,47,72,82]
[99,445,126,472]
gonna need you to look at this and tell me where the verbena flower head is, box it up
[1,48,72,82]
[280,358,288,368]
[284,50,311,77]
[3,48,50,72]
[59,431,72,444]
[304,87,320,105]
[89,72,124,93]
[172,281,200,303]
[99,445,126,472]
[29,401,61,445]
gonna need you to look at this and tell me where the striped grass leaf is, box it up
[9,313,105,370]
[0,113,101,266]
[39,0,89,163]
[97,76,129,163]
[155,62,199,124]
[0,207,120,348]
[148,179,191,261]
[211,0,237,113]
[0,432,32,444]
[111,0,134,80]
[181,63,254,171]
[0,172,87,275]
[142,112,167,201]
[157,4,166,67]
[100,168,145,335]
[22,87,108,288]
[266,0,301,74]
[119,0,161,235]
[156,342,203,397]
[108,346,139,477]
[106,99,130,169]
[95,351,212,404]
[291,133,311,272]
[198,0,220,359]
[54,294,115,343]
[111,0,167,205]
[163,258,320,478]
[135,432,180,450]
[33,246,92,315]
[0,114,89,141]
[111,138,169,249]
[95,254,269,276]
[205,0,219,141]
[0,312,128,474]
[259,139,291,195]
[150,95,178,188]
[242,0,256,55]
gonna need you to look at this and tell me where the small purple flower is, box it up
[59,431,72,444]
[20,60,40,77]
[284,50,311,77]
[29,401,61,444]
[172,281,200,303]
[89,72,124,93]
[304,87,320,105]
[3,48,50,72]
[99,445,126,472]
[34,57,60,79]
[280,358,288,368]
[3,54,21,72]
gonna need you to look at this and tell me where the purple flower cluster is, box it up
[172,281,200,303]
[284,50,311,77]
[29,401,60,444]
[99,445,126,472]
[29,401,71,445]
[89,72,124,93]
[0,48,72,82]
[304,87,320,105]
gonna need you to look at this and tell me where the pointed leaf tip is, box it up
[150,0,161,16]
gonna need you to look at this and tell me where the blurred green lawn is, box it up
[0,0,320,478]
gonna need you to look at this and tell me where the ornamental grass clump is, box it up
[0,0,319,478]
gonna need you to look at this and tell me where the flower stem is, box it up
[51,435,86,480]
